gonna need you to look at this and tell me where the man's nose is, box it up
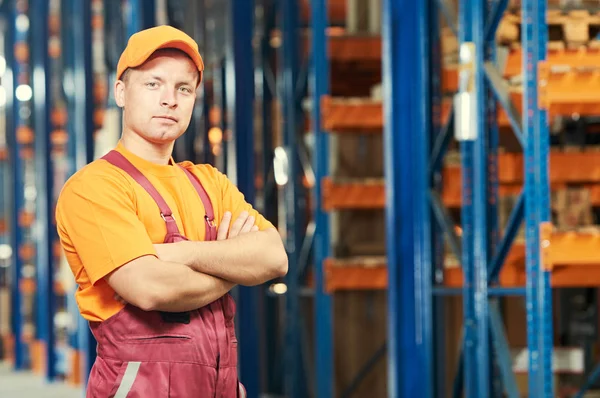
[161,89,177,108]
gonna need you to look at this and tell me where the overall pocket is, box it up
[168,362,217,398]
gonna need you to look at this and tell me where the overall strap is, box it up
[178,166,217,242]
[101,150,181,237]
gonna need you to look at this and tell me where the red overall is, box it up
[85,150,246,398]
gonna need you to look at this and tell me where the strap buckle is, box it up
[204,215,216,227]
[161,213,175,222]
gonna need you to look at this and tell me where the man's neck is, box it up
[120,132,174,165]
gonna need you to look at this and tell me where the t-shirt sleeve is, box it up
[56,173,157,285]
[215,169,275,231]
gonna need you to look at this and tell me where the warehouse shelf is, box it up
[322,151,600,212]
[327,34,381,64]
[325,231,600,292]
[322,84,600,134]
[321,96,383,132]
[322,177,385,210]
[505,46,600,76]
[324,257,387,292]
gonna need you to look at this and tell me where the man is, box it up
[55,25,288,397]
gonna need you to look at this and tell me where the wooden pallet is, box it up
[444,9,600,59]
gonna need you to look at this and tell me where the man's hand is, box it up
[217,211,259,240]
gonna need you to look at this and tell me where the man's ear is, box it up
[114,80,125,108]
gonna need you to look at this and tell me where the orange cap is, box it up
[116,25,204,83]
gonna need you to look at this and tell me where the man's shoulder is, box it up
[177,161,224,181]
[59,157,133,198]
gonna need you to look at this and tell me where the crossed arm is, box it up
[105,211,288,313]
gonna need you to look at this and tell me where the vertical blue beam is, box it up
[31,0,56,381]
[457,0,477,395]
[310,0,333,397]
[522,0,553,396]
[142,0,156,29]
[473,0,490,396]
[60,0,78,360]
[8,0,27,371]
[484,2,503,396]
[280,0,305,397]
[259,1,280,393]
[70,0,96,383]
[416,0,434,398]
[229,0,261,396]
[383,0,428,396]
[429,0,447,394]
[125,0,142,40]
[261,0,277,225]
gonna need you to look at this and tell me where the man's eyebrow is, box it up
[147,75,195,85]
[177,78,196,86]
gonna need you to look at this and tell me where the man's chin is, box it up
[147,131,185,144]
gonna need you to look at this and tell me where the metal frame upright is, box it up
[31,0,56,381]
[8,0,32,371]
[381,0,553,397]
[310,1,333,397]
[226,0,263,396]
[280,0,308,397]
[0,0,9,360]
[382,0,434,396]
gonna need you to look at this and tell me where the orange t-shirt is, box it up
[55,141,274,322]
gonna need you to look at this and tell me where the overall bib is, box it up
[85,150,246,398]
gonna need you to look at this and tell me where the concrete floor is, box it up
[0,362,83,398]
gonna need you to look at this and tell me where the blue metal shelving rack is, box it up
[0,0,8,359]
[8,0,31,371]
[31,0,57,381]
[227,0,263,395]
[310,1,334,397]
[379,0,554,396]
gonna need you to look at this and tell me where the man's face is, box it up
[114,50,198,146]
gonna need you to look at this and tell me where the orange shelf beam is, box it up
[327,35,381,64]
[322,152,600,211]
[539,64,600,116]
[325,234,600,291]
[322,177,385,210]
[325,257,387,292]
[506,47,600,77]
[321,96,383,132]
[321,95,519,132]
[543,228,600,267]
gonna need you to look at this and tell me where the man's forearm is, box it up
[143,259,235,312]
[178,228,288,286]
